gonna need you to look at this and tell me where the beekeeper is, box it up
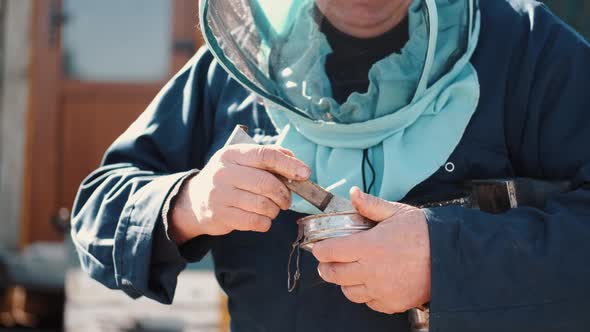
[71,0,590,331]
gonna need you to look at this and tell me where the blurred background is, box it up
[0,0,587,331]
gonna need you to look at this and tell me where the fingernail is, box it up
[297,166,311,179]
[359,190,367,199]
[354,188,365,200]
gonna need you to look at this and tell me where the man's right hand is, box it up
[168,144,311,245]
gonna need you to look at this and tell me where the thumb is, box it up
[350,186,398,222]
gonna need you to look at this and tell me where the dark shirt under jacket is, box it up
[70,1,590,331]
[316,5,410,103]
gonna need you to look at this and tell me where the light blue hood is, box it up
[201,0,481,214]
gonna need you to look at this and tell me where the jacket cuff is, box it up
[177,235,214,262]
[422,205,465,332]
[113,171,195,304]
[161,169,214,262]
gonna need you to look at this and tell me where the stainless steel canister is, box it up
[297,212,375,252]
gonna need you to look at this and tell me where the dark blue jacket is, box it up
[71,1,590,331]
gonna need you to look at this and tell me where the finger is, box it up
[275,147,295,157]
[228,145,311,181]
[341,285,372,304]
[222,206,272,233]
[312,231,371,263]
[350,186,400,222]
[226,187,281,219]
[223,164,291,210]
[366,300,396,314]
[317,262,365,286]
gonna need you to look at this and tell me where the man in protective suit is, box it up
[71,0,590,331]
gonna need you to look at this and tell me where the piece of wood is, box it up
[277,175,335,211]
[225,125,335,211]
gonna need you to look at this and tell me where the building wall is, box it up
[0,0,32,249]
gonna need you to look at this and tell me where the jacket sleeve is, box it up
[425,4,590,331]
[70,48,221,304]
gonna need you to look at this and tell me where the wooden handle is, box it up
[224,125,334,211]
[224,125,255,146]
[277,175,334,211]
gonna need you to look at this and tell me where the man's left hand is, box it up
[312,187,431,314]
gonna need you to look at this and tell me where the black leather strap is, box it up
[417,178,574,214]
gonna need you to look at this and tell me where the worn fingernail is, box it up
[297,167,311,179]
[353,188,365,200]
[360,191,367,199]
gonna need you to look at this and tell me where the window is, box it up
[61,0,172,82]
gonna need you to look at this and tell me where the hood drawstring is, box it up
[362,149,376,195]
